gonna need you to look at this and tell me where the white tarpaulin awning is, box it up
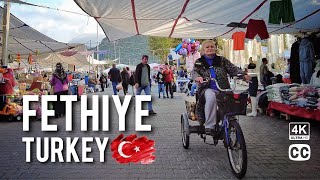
[74,0,320,41]
[0,6,81,57]
[87,55,109,65]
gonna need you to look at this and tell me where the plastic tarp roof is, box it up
[74,0,320,41]
[87,55,109,65]
[0,6,81,57]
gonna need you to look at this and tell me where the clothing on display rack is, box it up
[232,31,246,50]
[245,19,269,40]
[290,39,302,83]
[299,38,315,84]
[310,60,320,86]
[268,0,295,24]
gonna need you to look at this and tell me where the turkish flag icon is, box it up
[111,134,156,164]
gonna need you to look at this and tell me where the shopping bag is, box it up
[172,83,177,92]
[116,83,123,90]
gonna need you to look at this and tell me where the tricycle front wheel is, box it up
[225,120,247,179]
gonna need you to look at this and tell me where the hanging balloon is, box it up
[196,45,201,51]
[8,54,13,63]
[182,38,186,43]
[195,41,200,46]
[190,39,195,43]
[187,44,192,52]
[28,53,33,65]
[16,52,21,63]
[182,48,187,55]
[168,54,173,61]
[182,42,188,48]
[35,49,40,56]
[174,43,182,53]
[185,38,191,43]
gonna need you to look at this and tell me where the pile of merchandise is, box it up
[266,83,320,110]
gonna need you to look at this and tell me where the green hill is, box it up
[94,35,161,65]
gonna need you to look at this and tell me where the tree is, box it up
[148,36,181,64]
[213,38,224,55]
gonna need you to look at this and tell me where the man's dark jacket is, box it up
[135,63,151,87]
[108,67,121,82]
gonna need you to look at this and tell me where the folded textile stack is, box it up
[266,83,288,103]
[279,84,300,104]
[266,83,320,109]
[288,85,319,109]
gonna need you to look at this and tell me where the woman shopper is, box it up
[163,63,174,98]
[50,62,69,118]
[121,67,130,95]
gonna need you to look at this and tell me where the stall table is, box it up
[267,101,320,121]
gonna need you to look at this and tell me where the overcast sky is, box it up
[6,0,105,44]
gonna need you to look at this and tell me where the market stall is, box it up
[268,101,320,121]
[266,83,320,121]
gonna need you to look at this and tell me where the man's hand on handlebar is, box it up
[195,77,204,83]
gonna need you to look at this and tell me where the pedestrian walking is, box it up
[135,55,157,115]
[50,62,68,118]
[121,67,130,95]
[156,67,165,98]
[163,63,174,98]
[108,64,121,95]
[99,73,107,92]
[129,71,136,96]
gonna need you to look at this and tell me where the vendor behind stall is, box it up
[50,63,68,118]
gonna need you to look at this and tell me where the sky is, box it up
[5,0,105,44]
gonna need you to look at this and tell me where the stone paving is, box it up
[0,85,320,179]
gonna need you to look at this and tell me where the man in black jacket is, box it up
[135,55,157,115]
[108,64,121,95]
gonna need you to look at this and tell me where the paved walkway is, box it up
[0,85,320,179]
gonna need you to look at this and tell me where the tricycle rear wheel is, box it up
[181,113,190,149]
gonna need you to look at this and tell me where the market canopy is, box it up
[8,45,90,69]
[0,6,81,57]
[74,0,320,41]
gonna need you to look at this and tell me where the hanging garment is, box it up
[245,19,269,40]
[299,38,315,84]
[310,70,320,86]
[232,31,246,50]
[268,0,295,24]
[290,40,301,83]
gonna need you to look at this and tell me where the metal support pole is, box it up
[114,41,116,61]
[1,0,11,67]
[89,40,91,71]
[96,22,99,75]
[119,47,121,64]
